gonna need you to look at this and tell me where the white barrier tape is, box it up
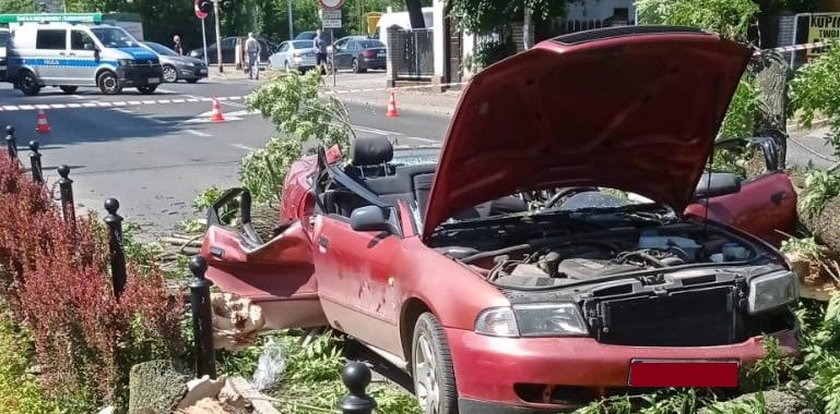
[0,96,245,112]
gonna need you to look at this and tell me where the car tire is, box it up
[136,85,158,94]
[162,65,178,83]
[59,86,78,94]
[352,58,364,74]
[186,78,200,84]
[18,70,41,96]
[412,313,459,414]
[97,71,122,95]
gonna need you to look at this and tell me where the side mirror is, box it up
[694,172,742,199]
[350,205,398,234]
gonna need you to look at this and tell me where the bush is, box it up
[471,37,516,72]
[0,155,184,412]
[0,311,61,414]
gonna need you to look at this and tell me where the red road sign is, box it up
[194,0,208,20]
[318,0,345,10]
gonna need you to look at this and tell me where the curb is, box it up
[335,94,456,117]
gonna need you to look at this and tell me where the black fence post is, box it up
[28,140,43,183]
[5,125,17,160]
[188,255,216,379]
[104,198,127,298]
[57,165,76,227]
[339,361,377,414]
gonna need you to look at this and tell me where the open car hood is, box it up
[422,26,752,240]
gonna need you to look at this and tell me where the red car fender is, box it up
[396,238,512,341]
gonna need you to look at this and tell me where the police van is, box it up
[0,27,9,81]
[5,14,162,95]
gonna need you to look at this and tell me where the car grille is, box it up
[130,59,158,66]
[590,285,740,346]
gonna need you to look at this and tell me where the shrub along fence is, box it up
[2,123,381,413]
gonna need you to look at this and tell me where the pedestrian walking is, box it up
[314,29,328,75]
[245,33,261,80]
[173,35,184,56]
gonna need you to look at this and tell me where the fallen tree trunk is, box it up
[799,195,840,254]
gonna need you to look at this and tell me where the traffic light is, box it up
[221,0,234,12]
[198,0,213,13]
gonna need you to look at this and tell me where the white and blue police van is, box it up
[4,13,162,96]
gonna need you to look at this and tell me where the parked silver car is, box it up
[142,41,208,83]
[268,40,318,72]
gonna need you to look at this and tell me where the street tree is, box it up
[0,0,36,13]
[445,0,569,34]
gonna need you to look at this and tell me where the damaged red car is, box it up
[201,26,800,414]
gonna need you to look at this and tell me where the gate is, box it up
[387,26,434,80]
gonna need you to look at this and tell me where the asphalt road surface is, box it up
[0,78,451,235]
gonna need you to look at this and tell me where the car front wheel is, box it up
[97,71,122,95]
[18,71,41,96]
[412,313,458,414]
[162,65,178,83]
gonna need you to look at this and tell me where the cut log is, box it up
[250,203,281,242]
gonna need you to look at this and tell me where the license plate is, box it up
[148,78,160,84]
[377,52,386,57]
[628,359,739,388]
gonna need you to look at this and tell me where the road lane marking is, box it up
[186,129,212,137]
[229,143,258,151]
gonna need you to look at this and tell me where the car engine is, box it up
[439,226,756,288]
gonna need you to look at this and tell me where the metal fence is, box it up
[387,27,434,79]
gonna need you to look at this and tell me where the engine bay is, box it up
[432,211,766,290]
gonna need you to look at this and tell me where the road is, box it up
[0,77,452,235]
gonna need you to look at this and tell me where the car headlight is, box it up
[748,270,798,314]
[118,59,133,66]
[474,307,518,337]
[475,303,589,337]
[178,62,195,68]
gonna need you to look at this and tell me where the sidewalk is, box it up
[333,87,461,117]
[787,123,837,169]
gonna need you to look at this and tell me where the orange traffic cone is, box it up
[386,91,399,118]
[35,109,51,134]
[210,95,225,122]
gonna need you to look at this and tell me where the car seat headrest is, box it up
[351,137,393,166]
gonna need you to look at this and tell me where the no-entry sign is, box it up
[318,0,345,10]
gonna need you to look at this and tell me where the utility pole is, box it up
[288,0,294,39]
[214,0,224,72]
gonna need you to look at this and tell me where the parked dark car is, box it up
[330,36,386,73]
[188,36,274,64]
[142,41,207,83]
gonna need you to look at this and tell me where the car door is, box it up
[200,188,327,329]
[685,137,797,246]
[34,28,66,84]
[68,29,97,85]
[312,206,404,355]
[273,42,289,68]
[221,37,236,63]
[331,38,349,69]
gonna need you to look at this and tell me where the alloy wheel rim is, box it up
[104,77,116,91]
[414,332,440,414]
[163,66,177,82]
[23,75,35,90]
